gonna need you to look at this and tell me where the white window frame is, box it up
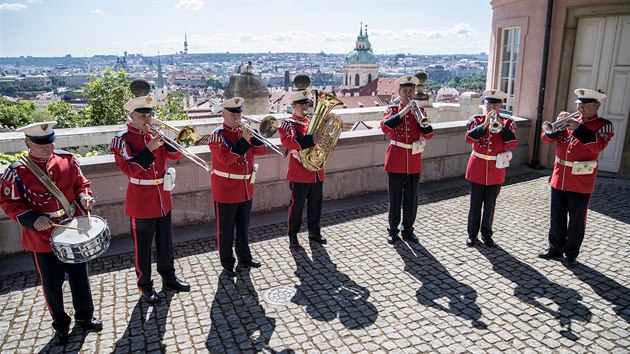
[498,26,521,112]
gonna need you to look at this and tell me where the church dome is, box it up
[344,50,377,65]
[344,23,378,65]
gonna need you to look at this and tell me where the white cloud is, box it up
[90,9,103,15]
[175,0,204,10]
[239,34,257,43]
[449,23,475,35]
[0,3,27,11]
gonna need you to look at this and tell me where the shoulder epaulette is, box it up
[212,126,224,135]
[473,114,484,119]
[8,161,23,169]
[53,149,73,155]
[115,129,129,138]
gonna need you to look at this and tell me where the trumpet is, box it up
[487,110,503,133]
[542,111,581,134]
[410,100,432,128]
[145,117,211,172]
[241,115,284,156]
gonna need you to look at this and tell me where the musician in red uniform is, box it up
[538,88,614,266]
[0,122,102,345]
[209,97,266,277]
[380,75,434,244]
[279,91,327,247]
[465,89,518,248]
[110,95,190,305]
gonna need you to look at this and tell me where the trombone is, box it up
[145,117,211,172]
[241,115,284,156]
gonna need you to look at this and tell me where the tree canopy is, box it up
[82,68,133,126]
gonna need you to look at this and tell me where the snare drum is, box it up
[51,216,111,264]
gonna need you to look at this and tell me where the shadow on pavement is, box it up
[290,242,378,329]
[206,268,285,353]
[394,241,487,329]
[478,246,592,340]
[37,325,93,354]
[568,263,630,325]
[587,183,630,224]
[112,291,174,353]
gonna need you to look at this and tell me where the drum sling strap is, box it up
[19,156,75,217]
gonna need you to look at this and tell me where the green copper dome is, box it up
[344,23,377,65]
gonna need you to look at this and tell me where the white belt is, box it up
[129,177,163,185]
[555,156,597,168]
[43,209,66,217]
[213,170,252,180]
[472,151,497,161]
[390,140,413,149]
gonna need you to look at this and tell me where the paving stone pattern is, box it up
[0,173,628,353]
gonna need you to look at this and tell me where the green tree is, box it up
[206,77,223,89]
[83,68,132,126]
[45,102,85,128]
[154,91,188,121]
[0,96,35,129]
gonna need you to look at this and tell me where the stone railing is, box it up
[0,110,530,256]
[0,100,481,154]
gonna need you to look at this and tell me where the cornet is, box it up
[410,100,432,128]
[542,111,580,134]
[240,115,284,156]
[487,110,503,133]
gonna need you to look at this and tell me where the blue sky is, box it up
[0,0,493,57]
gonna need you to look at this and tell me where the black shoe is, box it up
[387,234,399,244]
[289,235,300,248]
[466,237,477,247]
[566,257,578,267]
[142,289,162,305]
[75,317,103,332]
[483,237,496,247]
[164,277,191,292]
[309,234,327,245]
[538,249,563,259]
[52,329,68,345]
[239,258,262,268]
[224,268,237,278]
[402,233,419,243]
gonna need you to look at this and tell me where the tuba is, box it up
[299,90,343,172]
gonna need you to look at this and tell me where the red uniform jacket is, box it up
[279,114,326,183]
[465,114,518,185]
[380,103,434,174]
[0,151,91,252]
[542,115,614,194]
[209,124,266,203]
[110,123,183,218]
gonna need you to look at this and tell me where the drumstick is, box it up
[51,224,84,231]
[85,188,91,227]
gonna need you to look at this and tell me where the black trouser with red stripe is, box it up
[467,182,502,239]
[130,212,176,292]
[288,181,323,237]
[214,200,253,271]
[387,172,420,236]
[548,187,591,258]
[32,252,94,332]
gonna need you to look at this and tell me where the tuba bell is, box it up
[299,90,343,172]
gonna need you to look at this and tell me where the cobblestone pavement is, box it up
[0,171,629,353]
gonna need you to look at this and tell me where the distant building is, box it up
[342,23,378,94]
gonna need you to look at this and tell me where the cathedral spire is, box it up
[157,52,164,89]
[360,22,363,36]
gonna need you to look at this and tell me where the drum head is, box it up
[51,216,107,245]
